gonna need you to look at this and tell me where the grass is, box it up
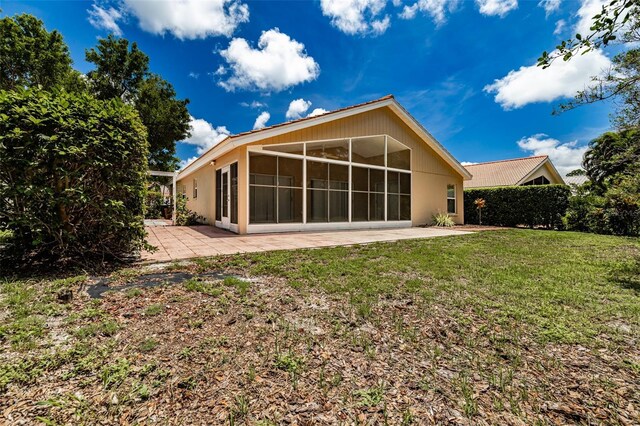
[0,229,638,424]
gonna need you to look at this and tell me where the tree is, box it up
[583,129,640,189]
[566,169,586,177]
[85,35,149,102]
[137,75,191,171]
[85,36,190,170]
[537,0,640,128]
[0,14,74,91]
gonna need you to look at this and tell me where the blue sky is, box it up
[2,0,615,174]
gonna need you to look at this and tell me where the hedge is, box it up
[0,88,149,265]
[464,185,570,228]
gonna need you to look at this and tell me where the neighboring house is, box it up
[176,95,471,234]
[463,156,565,189]
[564,174,589,187]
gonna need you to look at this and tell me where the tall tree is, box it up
[583,129,640,189]
[85,36,190,170]
[0,14,74,90]
[137,75,191,171]
[85,35,149,102]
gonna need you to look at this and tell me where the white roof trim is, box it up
[516,157,565,185]
[177,98,471,180]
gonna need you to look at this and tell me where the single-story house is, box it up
[463,155,565,189]
[176,95,471,234]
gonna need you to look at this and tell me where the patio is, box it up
[142,226,473,262]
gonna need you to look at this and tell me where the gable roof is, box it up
[178,95,472,180]
[464,156,565,188]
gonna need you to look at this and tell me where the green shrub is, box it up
[175,195,204,226]
[145,190,166,219]
[432,212,455,227]
[0,88,149,265]
[464,185,570,228]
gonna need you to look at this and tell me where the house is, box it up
[463,156,565,189]
[176,95,471,234]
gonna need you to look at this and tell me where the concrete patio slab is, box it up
[142,226,474,263]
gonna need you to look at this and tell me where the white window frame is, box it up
[245,134,412,233]
[447,184,456,215]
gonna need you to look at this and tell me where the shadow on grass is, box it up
[609,253,640,294]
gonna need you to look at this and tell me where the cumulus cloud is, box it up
[320,0,391,35]
[179,156,199,170]
[476,0,518,17]
[518,134,588,176]
[400,0,461,24]
[180,116,231,155]
[88,4,123,35]
[554,19,566,35]
[253,111,270,130]
[461,161,478,166]
[307,108,329,117]
[240,100,267,109]
[118,0,249,39]
[484,48,611,109]
[218,28,320,92]
[574,0,607,38]
[538,0,561,16]
[286,98,312,120]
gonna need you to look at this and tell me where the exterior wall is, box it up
[178,106,465,232]
[244,107,464,225]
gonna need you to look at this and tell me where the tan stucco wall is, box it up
[178,106,465,232]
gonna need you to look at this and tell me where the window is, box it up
[522,176,550,186]
[306,139,348,161]
[230,163,238,224]
[447,184,456,214]
[388,171,411,221]
[193,179,198,199]
[181,184,187,198]
[352,136,385,166]
[215,170,221,221]
[250,153,302,224]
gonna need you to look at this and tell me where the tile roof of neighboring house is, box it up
[564,174,589,186]
[464,156,551,188]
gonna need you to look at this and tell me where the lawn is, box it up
[1,229,639,424]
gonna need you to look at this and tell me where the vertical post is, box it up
[172,172,177,225]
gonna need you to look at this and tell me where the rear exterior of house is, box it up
[176,95,471,234]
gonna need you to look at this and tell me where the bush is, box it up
[0,88,149,265]
[464,185,570,228]
[432,212,455,227]
[175,196,204,226]
[145,190,166,219]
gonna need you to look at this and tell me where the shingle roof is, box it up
[464,156,549,188]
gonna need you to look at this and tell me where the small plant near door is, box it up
[432,211,455,227]
[474,198,486,225]
[175,196,205,226]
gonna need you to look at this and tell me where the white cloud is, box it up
[253,111,270,130]
[554,19,566,35]
[119,0,249,40]
[461,161,478,166]
[574,0,607,38]
[179,156,199,170]
[286,98,312,119]
[88,4,123,35]
[188,72,199,79]
[538,0,561,16]
[484,48,611,109]
[218,28,320,92]
[476,0,518,17]
[320,0,391,35]
[307,108,329,117]
[180,116,230,155]
[517,134,588,176]
[400,0,461,24]
[240,100,267,109]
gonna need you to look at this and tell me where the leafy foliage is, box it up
[464,185,570,228]
[175,196,204,226]
[432,212,455,227]
[145,190,167,219]
[583,129,640,189]
[85,36,190,171]
[0,88,149,265]
[0,14,76,91]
